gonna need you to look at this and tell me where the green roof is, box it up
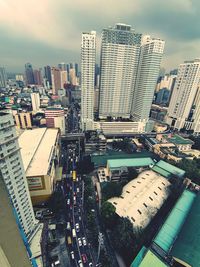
[152,165,172,178]
[154,160,185,178]
[166,134,194,145]
[131,247,147,267]
[138,250,168,267]
[91,151,154,167]
[107,157,154,169]
[153,190,196,253]
[171,193,200,266]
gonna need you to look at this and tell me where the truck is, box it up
[67,236,72,245]
[72,228,76,238]
[72,170,76,182]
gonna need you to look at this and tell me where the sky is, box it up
[0,0,199,73]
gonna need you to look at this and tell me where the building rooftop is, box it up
[165,134,194,145]
[107,157,154,169]
[138,250,168,267]
[152,160,185,178]
[108,170,170,229]
[18,128,59,176]
[153,190,196,253]
[171,192,200,266]
[91,151,154,167]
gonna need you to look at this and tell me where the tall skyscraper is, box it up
[58,62,67,71]
[69,68,76,85]
[131,35,165,121]
[0,172,33,267]
[44,65,52,86]
[166,59,200,133]
[99,23,142,119]
[25,63,35,85]
[51,67,62,95]
[60,70,68,88]
[75,63,79,77]
[0,67,7,88]
[31,93,40,111]
[81,31,96,131]
[0,111,36,239]
[33,69,43,85]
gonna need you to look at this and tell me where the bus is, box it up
[67,236,72,245]
[72,170,76,182]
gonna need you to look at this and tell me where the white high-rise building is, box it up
[131,35,165,122]
[31,92,40,111]
[0,67,7,88]
[81,31,96,131]
[0,112,36,239]
[99,23,142,119]
[166,59,200,133]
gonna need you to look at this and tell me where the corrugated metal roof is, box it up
[152,165,171,178]
[108,157,154,169]
[153,190,196,253]
[155,160,185,178]
[171,193,200,266]
[138,250,168,267]
[131,247,147,267]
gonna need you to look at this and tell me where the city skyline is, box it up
[0,0,200,72]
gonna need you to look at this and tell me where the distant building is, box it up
[15,74,24,81]
[166,59,200,133]
[18,128,60,205]
[51,67,62,95]
[60,70,68,88]
[14,111,33,129]
[155,88,170,105]
[58,62,67,71]
[44,65,52,86]
[0,112,36,239]
[69,68,76,85]
[0,67,7,88]
[31,92,40,111]
[45,106,66,135]
[108,170,171,229]
[81,31,96,131]
[94,88,99,113]
[25,63,35,85]
[33,69,43,85]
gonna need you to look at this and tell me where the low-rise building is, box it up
[108,170,171,230]
[18,128,60,205]
[13,111,33,129]
[85,133,107,155]
[132,188,200,267]
[45,106,66,135]
[107,158,154,181]
[157,134,194,151]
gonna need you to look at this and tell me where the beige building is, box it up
[51,67,62,95]
[14,112,33,129]
[69,68,76,85]
[108,170,170,230]
[18,128,60,205]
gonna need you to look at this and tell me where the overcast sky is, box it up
[0,0,199,73]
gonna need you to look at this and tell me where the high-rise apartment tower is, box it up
[81,31,96,131]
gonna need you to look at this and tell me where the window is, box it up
[137,209,142,215]
[149,197,153,201]
[143,203,147,208]
[154,191,158,196]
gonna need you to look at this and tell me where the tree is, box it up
[101,201,118,229]
[127,167,138,181]
[99,249,112,267]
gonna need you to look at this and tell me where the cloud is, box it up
[0,0,199,71]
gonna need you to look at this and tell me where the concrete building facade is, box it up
[166,59,200,133]
[81,31,96,131]
[51,67,62,95]
[45,106,66,135]
[18,128,60,205]
[99,23,142,119]
[0,112,36,239]
[31,92,40,111]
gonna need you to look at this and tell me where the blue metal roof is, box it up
[153,190,196,253]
